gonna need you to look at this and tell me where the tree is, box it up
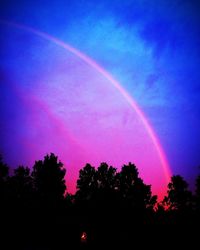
[76,162,117,199]
[0,156,9,200]
[32,153,66,202]
[76,163,97,201]
[0,155,9,181]
[195,175,200,212]
[96,162,117,190]
[163,175,192,211]
[116,162,139,195]
[116,162,157,211]
[94,162,118,213]
[8,166,33,202]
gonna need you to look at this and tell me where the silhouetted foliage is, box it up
[8,166,33,201]
[163,175,192,211]
[96,162,117,190]
[114,163,157,226]
[76,163,97,201]
[32,153,66,202]
[195,175,200,212]
[0,155,9,181]
[0,156,9,203]
[0,153,199,249]
[117,162,157,211]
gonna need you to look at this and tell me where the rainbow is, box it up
[1,20,172,183]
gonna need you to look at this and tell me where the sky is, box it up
[0,0,200,196]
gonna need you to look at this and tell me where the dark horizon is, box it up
[1,152,200,249]
[0,152,199,198]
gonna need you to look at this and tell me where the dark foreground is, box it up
[2,209,199,250]
[1,154,200,249]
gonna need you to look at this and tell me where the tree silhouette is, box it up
[195,175,200,212]
[0,155,9,202]
[96,162,116,190]
[93,162,118,210]
[155,203,166,224]
[90,162,119,213]
[8,166,33,202]
[0,155,9,181]
[116,162,157,211]
[32,153,66,202]
[76,163,97,201]
[163,175,192,211]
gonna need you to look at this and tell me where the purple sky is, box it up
[0,0,200,197]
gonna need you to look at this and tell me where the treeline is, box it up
[0,153,200,249]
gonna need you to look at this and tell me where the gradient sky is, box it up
[0,0,200,196]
